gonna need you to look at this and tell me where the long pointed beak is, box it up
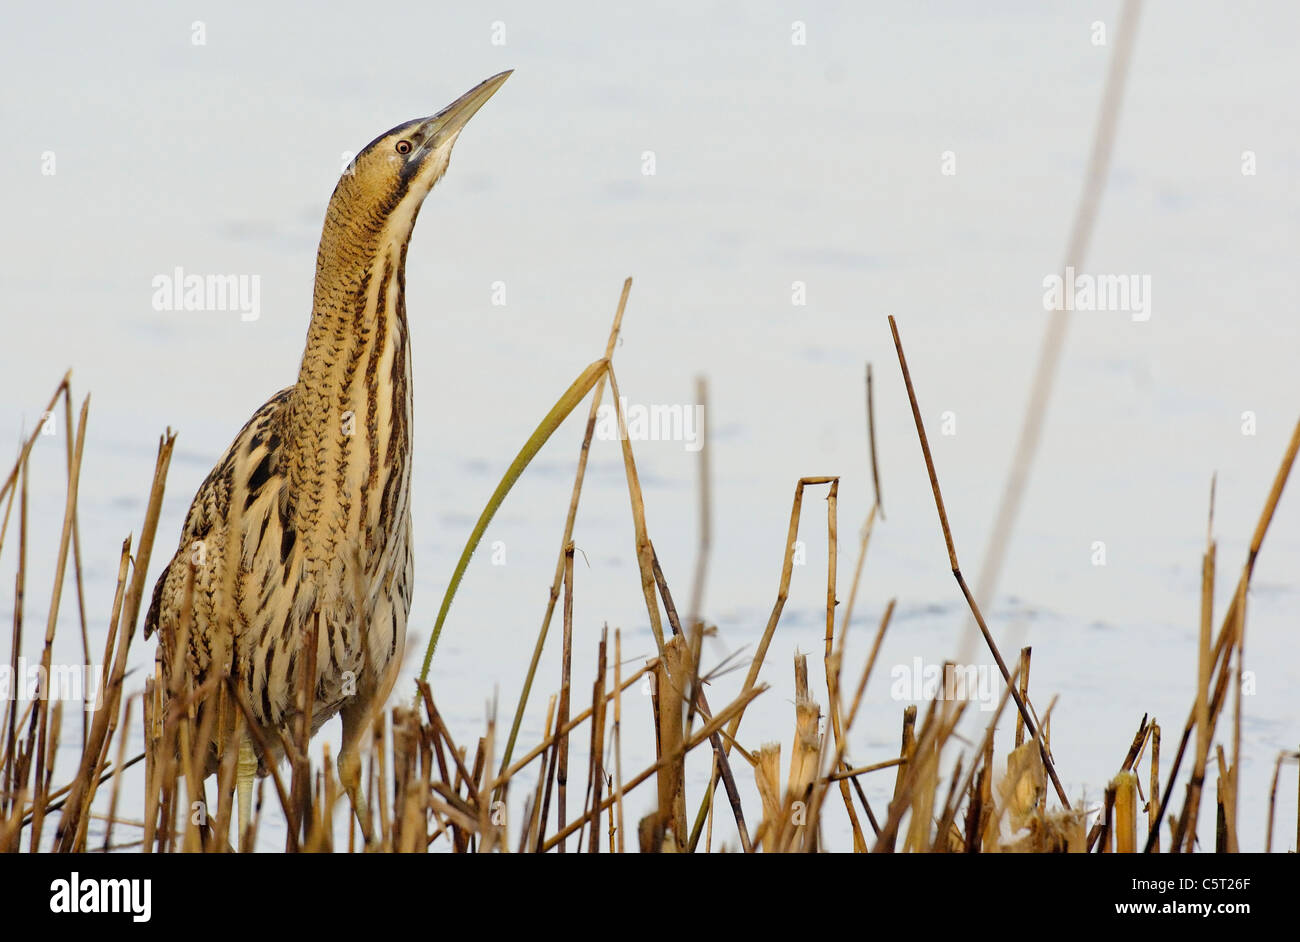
[421,70,512,147]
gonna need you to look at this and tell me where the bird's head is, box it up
[326,70,511,245]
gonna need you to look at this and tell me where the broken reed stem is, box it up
[872,683,974,853]
[655,636,689,849]
[1085,713,1149,851]
[687,475,836,850]
[1014,647,1032,748]
[1114,771,1138,852]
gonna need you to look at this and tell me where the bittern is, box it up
[144,71,511,847]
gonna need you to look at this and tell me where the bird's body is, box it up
[143,72,510,838]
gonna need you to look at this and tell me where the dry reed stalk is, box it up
[584,628,608,853]
[964,737,994,853]
[828,620,885,825]
[28,395,88,852]
[59,385,91,751]
[873,695,967,853]
[704,752,716,852]
[817,479,866,850]
[941,655,1028,853]
[211,709,245,852]
[523,694,556,852]
[1014,647,1032,748]
[1213,745,1231,853]
[1177,503,1216,852]
[654,635,690,848]
[66,537,132,850]
[555,542,575,850]
[1085,713,1149,851]
[56,430,174,851]
[889,315,1070,810]
[1,454,31,847]
[100,695,135,852]
[613,631,625,853]
[320,746,341,852]
[476,710,498,853]
[787,654,821,847]
[879,705,917,853]
[752,744,781,853]
[1263,750,1297,853]
[604,364,666,654]
[390,706,419,852]
[1148,721,1160,851]
[931,756,966,852]
[1100,784,1115,853]
[418,684,480,851]
[687,474,838,845]
[827,757,904,781]
[1113,771,1138,852]
[651,548,750,852]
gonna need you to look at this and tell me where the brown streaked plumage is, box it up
[144,71,511,842]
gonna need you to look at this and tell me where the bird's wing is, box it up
[143,387,295,640]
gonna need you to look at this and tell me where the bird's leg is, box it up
[236,736,257,852]
[339,704,377,846]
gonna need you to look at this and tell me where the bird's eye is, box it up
[395,140,413,155]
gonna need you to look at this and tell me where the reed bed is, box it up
[2,288,1297,854]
